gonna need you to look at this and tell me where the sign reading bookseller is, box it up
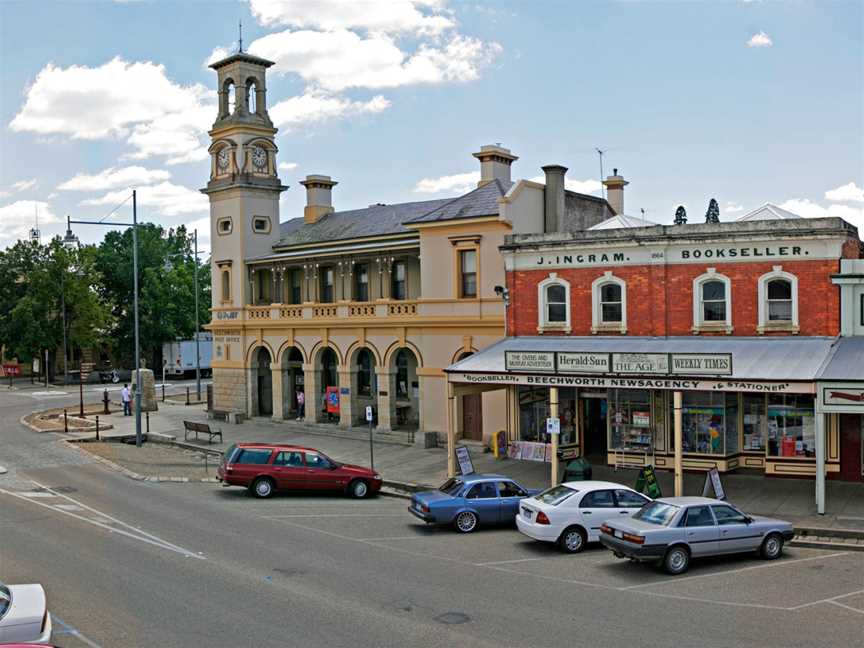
[505,351,555,373]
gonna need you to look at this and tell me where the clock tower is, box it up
[202,49,286,313]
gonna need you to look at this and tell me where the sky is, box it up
[0,0,862,254]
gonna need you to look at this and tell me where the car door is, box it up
[681,505,719,557]
[303,451,337,490]
[272,451,306,490]
[465,481,501,523]
[496,480,528,522]
[578,489,619,540]
[711,504,759,554]
[614,489,651,518]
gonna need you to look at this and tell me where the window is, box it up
[396,350,409,398]
[217,217,232,234]
[758,268,798,331]
[633,502,680,526]
[252,216,270,233]
[289,270,302,304]
[234,449,272,465]
[439,478,464,495]
[304,452,333,469]
[255,269,272,304]
[711,505,748,525]
[678,391,738,455]
[357,349,373,396]
[615,490,649,508]
[466,482,498,499]
[497,481,528,498]
[683,506,715,527]
[320,267,334,303]
[591,272,626,332]
[392,262,407,300]
[742,394,766,451]
[459,249,477,298]
[274,451,303,467]
[221,269,230,301]
[538,274,571,331]
[609,389,652,451]
[580,490,616,508]
[354,264,369,301]
[767,394,815,457]
[693,270,732,331]
[536,485,579,506]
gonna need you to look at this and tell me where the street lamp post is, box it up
[67,189,143,447]
[61,221,80,387]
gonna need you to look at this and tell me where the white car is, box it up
[516,480,651,553]
[0,582,52,644]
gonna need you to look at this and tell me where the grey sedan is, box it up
[599,496,795,575]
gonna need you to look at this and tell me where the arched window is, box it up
[591,272,627,333]
[692,269,732,332]
[221,269,230,302]
[246,78,257,113]
[758,267,798,333]
[537,274,571,332]
[226,81,236,115]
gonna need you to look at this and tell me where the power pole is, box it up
[132,190,142,447]
[194,229,201,400]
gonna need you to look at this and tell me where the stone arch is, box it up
[345,340,382,366]
[383,345,421,431]
[309,340,343,366]
[276,339,307,365]
[383,339,423,368]
[249,346,273,417]
[306,342,341,424]
[278,344,306,420]
[223,77,236,115]
[347,346,379,427]
[245,340,275,366]
[245,75,264,115]
[451,346,479,365]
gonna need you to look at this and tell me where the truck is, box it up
[162,332,213,378]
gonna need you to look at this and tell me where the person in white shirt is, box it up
[121,384,131,416]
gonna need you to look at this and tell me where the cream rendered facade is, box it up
[203,50,614,444]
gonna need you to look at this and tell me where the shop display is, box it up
[608,389,653,451]
[767,394,815,457]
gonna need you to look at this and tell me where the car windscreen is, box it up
[0,584,10,620]
[534,485,578,506]
[632,501,680,526]
[438,478,463,495]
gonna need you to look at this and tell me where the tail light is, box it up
[600,523,613,535]
[623,532,645,545]
[536,511,551,525]
[421,502,429,513]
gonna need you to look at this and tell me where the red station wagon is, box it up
[217,444,383,499]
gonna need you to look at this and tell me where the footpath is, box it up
[29,399,864,547]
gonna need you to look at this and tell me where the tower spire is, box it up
[238,20,243,53]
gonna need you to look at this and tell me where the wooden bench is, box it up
[183,420,223,444]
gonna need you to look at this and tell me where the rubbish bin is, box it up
[563,456,592,481]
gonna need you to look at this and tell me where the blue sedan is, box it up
[409,474,541,533]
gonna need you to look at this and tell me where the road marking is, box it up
[476,557,545,566]
[55,503,84,511]
[262,513,406,519]
[620,552,851,589]
[17,491,57,498]
[53,615,104,648]
[790,588,864,611]
[0,480,204,560]
[828,600,864,615]
[30,391,69,397]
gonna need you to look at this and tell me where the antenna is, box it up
[29,203,40,243]
[238,20,243,53]
[640,207,646,225]
[596,148,605,200]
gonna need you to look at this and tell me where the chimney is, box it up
[472,144,518,188]
[542,164,567,233]
[602,168,628,215]
[300,175,337,224]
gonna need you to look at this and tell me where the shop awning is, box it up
[817,337,864,381]
[447,336,840,390]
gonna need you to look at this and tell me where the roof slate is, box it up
[404,179,512,224]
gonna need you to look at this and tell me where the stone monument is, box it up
[131,362,158,412]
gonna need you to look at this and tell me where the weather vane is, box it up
[238,20,243,53]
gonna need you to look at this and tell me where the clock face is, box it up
[217,149,231,172]
[251,145,267,172]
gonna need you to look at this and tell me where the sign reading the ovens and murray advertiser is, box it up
[557,352,610,374]
[504,351,555,373]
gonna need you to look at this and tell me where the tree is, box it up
[705,198,720,224]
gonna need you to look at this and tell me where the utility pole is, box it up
[194,229,201,400]
[596,148,606,200]
[132,190,142,447]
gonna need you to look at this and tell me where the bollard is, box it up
[162,382,166,402]
[186,387,190,406]
[64,409,68,434]
[103,389,110,415]
[95,415,100,441]
[146,411,150,435]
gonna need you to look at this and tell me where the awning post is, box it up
[447,382,456,478]
[673,391,683,497]
[550,386,559,487]
[815,407,826,515]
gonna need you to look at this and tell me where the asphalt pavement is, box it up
[1,385,862,647]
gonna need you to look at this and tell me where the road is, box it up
[1,386,862,647]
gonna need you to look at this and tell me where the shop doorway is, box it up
[838,414,863,482]
[462,394,483,441]
[254,347,273,417]
[581,397,608,460]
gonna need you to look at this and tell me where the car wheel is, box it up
[760,533,784,560]
[664,545,690,575]
[251,477,275,499]
[349,479,369,499]
[454,511,478,533]
[558,526,587,554]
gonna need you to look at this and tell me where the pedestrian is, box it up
[121,383,131,416]
[296,389,305,420]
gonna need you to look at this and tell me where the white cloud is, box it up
[249,0,454,35]
[825,181,864,204]
[746,31,773,48]
[270,90,390,130]
[58,166,171,191]
[528,176,602,195]
[11,179,38,192]
[724,201,744,213]
[779,198,864,230]
[414,171,479,194]
[250,29,501,92]
[10,57,214,164]
[205,45,234,68]
[278,161,299,172]
[0,200,61,248]
[81,181,208,216]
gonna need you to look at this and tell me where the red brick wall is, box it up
[507,259,842,337]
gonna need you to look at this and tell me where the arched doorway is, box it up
[390,348,420,430]
[457,351,482,441]
[319,347,338,423]
[251,347,273,417]
[281,347,304,419]
[352,347,378,426]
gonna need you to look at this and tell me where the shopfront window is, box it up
[608,389,652,451]
[517,387,577,444]
[742,394,766,452]
[767,394,815,457]
[679,392,738,455]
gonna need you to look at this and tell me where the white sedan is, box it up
[0,581,52,644]
[517,480,651,553]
